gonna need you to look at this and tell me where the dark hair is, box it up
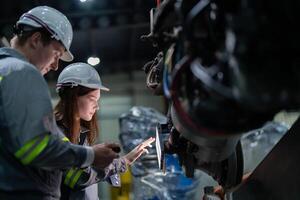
[13,25,53,47]
[54,86,99,145]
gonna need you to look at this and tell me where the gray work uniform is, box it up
[57,121,127,200]
[0,48,94,200]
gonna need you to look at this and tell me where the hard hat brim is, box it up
[100,86,110,91]
[80,83,110,92]
[61,50,74,62]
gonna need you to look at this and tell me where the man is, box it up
[0,6,119,200]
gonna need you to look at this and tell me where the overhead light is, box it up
[79,0,93,3]
[87,57,100,66]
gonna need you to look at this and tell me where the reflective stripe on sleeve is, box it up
[64,168,84,189]
[62,137,70,142]
[14,135,50,165]
[70,169,83,189]
[64,168,76,186]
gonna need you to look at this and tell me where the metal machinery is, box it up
[141,0,300,199]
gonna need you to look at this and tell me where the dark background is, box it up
[0,0,157,81]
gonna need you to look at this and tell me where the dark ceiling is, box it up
[0,0,158,80]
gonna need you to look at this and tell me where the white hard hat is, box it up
[17,6,73,62]
[56,62,109,92]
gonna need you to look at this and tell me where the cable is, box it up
[163,44,175,98]
[170,56,227,136]
[190,60,235,100]
[163,64,171,98]
[185,0,210,40]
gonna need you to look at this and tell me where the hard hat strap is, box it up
[22,13,59,41]
[56,82,79,88]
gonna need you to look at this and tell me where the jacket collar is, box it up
[80,126,90,134]
[0,47,29,62]
[56,119,90,134]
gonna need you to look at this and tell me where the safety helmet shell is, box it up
[17,6,73,61]
[56,62,109,92]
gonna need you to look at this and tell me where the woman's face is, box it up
[77,89,100,121]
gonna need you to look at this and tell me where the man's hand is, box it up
[92,143,120,170]
[123,137,155,165]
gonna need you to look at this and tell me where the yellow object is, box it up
[121,168,132,184]
[117,197,128,200]
[110,169,132,200]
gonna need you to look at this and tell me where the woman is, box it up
[54,62,155,200]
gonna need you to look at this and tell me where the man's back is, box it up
[0,47,62,199]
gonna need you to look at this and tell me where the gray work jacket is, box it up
[0,48,94,200]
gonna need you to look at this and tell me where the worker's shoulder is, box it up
[0,56,40,78]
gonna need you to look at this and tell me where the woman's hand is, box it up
[123,137,155,165]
